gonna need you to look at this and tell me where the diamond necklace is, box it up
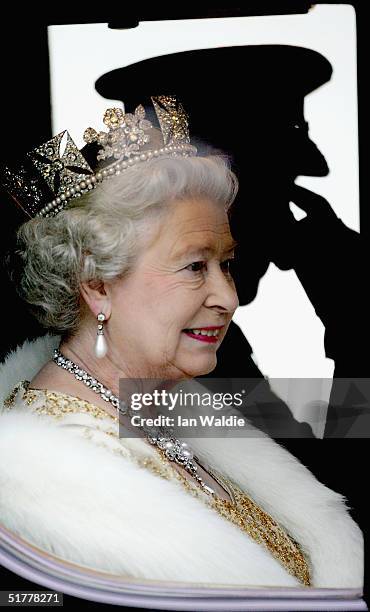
[53,348,217,497]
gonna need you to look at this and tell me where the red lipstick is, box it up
[182,325,224,344]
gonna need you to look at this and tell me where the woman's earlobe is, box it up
[79,280,111,320]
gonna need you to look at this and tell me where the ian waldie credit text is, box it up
[130,414,246,427]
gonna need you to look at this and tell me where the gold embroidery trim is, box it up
[17,380,118,422]
[209,471,311,586]
[3,381,25,408]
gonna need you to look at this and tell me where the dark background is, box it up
[0,3,368,609]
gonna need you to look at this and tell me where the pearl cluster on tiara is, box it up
[37,141,197,218]
[1,96,197,220]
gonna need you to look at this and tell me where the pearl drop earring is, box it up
[95,312,108,358]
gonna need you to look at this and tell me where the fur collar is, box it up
[0,335,364,588]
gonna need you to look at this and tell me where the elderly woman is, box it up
[0,97,363,590]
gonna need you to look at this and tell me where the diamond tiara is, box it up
[1,96,197,220]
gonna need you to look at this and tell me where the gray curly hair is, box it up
[9,154,238,337]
